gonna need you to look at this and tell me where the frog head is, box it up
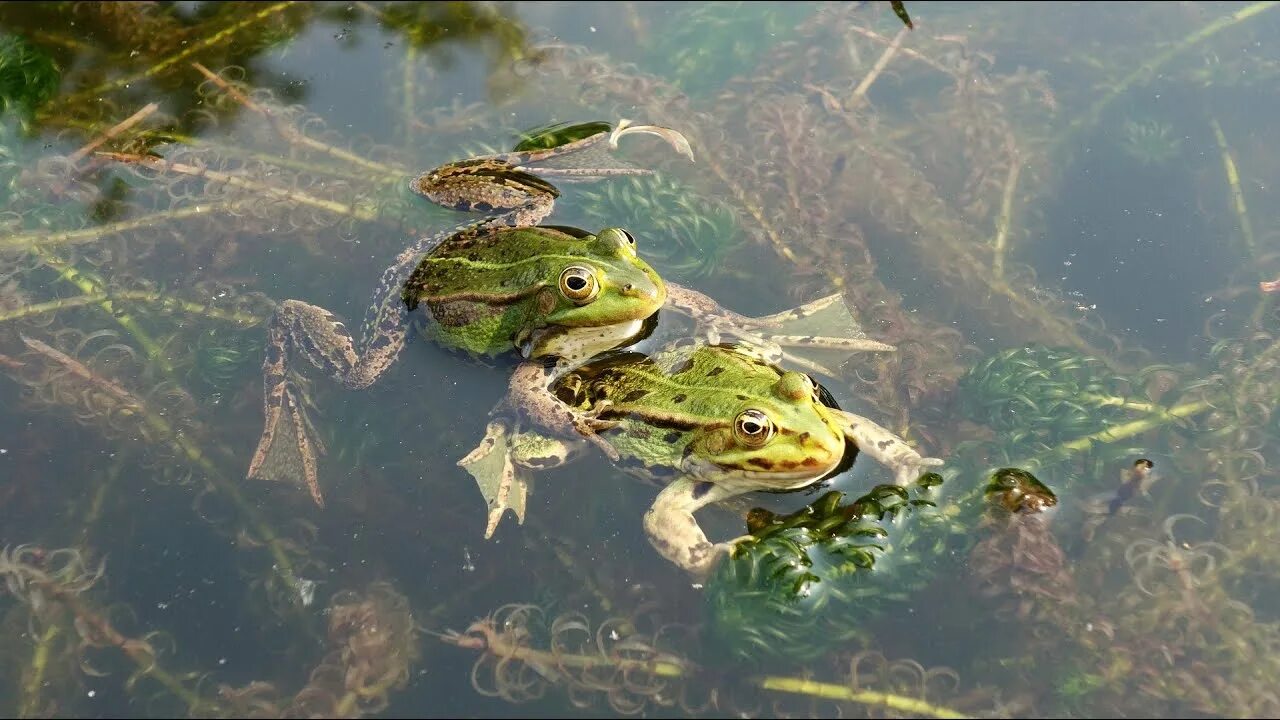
[680,364,849,489]
[520,227,666,359]
[540,227,666,327]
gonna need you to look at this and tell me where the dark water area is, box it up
[3,2,1280,717]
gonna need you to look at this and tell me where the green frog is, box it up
[460,342,943,577]
[247,122,688,506]
[248,120,892,508]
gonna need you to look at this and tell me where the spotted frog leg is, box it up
[457,416,593,538]
[248,124,693,507]
[663,284,894,377]
[457,340,632,536]
[830,408,944,486]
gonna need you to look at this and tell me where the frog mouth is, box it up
[680,453,843,487]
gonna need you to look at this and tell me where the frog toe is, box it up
[457,420,530,539]
[894,457,945,487]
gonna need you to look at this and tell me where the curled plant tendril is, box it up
[215,582,419,718]
[452,604,698,715]
[1124,514,1231,598]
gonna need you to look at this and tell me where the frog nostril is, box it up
[624,283,634,292]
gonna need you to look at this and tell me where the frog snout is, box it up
[621,281,661,302]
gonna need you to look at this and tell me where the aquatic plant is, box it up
[1118,118,1183,166]
[576,174,742,280]
[705,475,959,666]
[215,582,420,718]
[2,1,1280,717]
[445,601,978,717]
[0,545,215,717]
[0,33,59,126]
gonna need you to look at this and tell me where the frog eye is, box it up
[620,229,637,247]
[558,266,600,304]
[734,409,775,447]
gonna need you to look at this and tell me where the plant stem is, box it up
[59,592,211,714]
[191,62,403,176]
[1033,399,1212,466]
[68,103,159,165]
[755,675,970,719]
[848,26,909,109]
[991,142,1021,280]
[1066,1,1279,150]
[449,623,968,717]
[0,203,237,252]
[402,44,418,147]
[66,1,299,103]
[846,23,954,77]
[36,252,175,377]
[19,622,61,718]
[0,290,265,326]
[1209,117,1257,270]
[97,152,383,222]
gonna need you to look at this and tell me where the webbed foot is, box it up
[664,286,894,378]
[457,420,530,539]
[834,409,943,486]
[247,381,327,507]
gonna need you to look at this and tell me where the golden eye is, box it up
[734,409,774,447]
[558,266,600,304]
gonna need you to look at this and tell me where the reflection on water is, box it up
[3,2,1280,717]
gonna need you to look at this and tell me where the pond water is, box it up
[3,2,1280,717]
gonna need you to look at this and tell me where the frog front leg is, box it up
[644,478,748,578]
[458,417,586,538]
[835,409,944,486]
[503,361,622,461]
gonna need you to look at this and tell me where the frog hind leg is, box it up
[248,382,328,507]
[644,477,749,579]
[834,409,944,486]
[246,296,409,505]
[663,284,894,378]
[457,420,584,538]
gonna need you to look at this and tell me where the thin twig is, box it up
[68,103,160,165]
[97,152,381,222]
[847,23,954,76]
[1064,1,1279,152]
[66,1,298,103]
[991,141,1021,280]
[0,202,237,252]
[191,62,403,176]
[20,335,140,405]
[0,290,265,326]
[849,26,910,109]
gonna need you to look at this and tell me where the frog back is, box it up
[560,344,849,488]
[402,225,665,358]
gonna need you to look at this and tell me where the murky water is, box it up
[3,2,1280,717]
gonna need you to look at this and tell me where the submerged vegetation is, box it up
[3,1,1280,717]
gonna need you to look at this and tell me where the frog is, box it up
[459,342,944,578]
[247,120,893,508]
[247,121,691,506]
